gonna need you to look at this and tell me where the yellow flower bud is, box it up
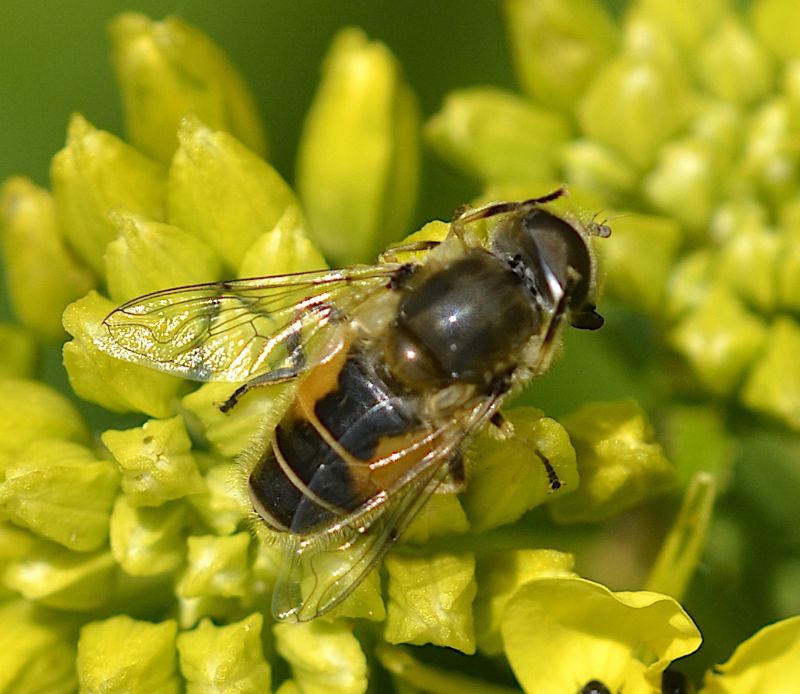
[177,614,272,693]
[63,291,188,417]
[551,400,676,523]
[187,462,245,537]
[752,0,800,62]
[177,533,251,599]
[601,213,683,314]
[274,620,368,694]
[504,0,617,112]
[6,540,116,611]
[297,28,419,265]
[698,16,774,105]
[579,53,692,169]
[741,317,800,429]
[463,408,577,532]
[401,494,469,545]
[77,616,179,694]
[634,0,731,56]
[109,496,187,576]
[109,13,267,166]
[644,139,720,240]
[104,211,221,303]
[670,287,768,395]
[0,439,118,551]
[0,601,77,693]
[181,379,294,458]
[0,177,94,339]
[237,206,327,278]
[101,416,205,506]
[0,379,88,473]
[426,87,569,187]
[51,114,166,276]
[384,552,476,654]
[168,116,299,272]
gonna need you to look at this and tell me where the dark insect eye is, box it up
[521,209,594,312]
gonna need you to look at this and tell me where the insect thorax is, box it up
[382,248,541,394]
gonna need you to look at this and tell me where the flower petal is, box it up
[701,615,800,693]
[502,577,701,693]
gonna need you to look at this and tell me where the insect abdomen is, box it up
[248,347,420,535]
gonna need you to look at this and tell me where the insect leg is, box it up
[379,240,441,263]
[451,188,566,236]
[530,265,585,376]
[219,330,306,413]
[534,447,562,491]
[490,410,562,491]
[489,410,515,439]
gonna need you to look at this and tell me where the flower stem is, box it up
[646,472,716,600]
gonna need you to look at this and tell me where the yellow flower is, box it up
[502,577,701,694]
[701,614,800,693]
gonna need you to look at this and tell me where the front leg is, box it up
[220,330,306,413]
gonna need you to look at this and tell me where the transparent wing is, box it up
[271,396,500,622]
[97,266,400,383]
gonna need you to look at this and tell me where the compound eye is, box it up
[522,209,594,311]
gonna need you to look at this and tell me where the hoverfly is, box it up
[99,188,610,621]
